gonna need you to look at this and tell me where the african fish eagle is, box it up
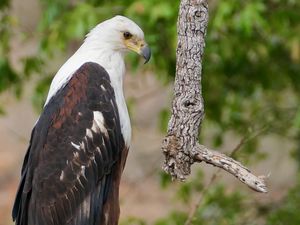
[12,15,151,225]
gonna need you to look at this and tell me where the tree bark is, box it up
[162,0,268,193]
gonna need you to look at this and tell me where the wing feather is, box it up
[12,62,127,225]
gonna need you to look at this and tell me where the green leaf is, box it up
[0,59,20,93]
[23,57,44,77]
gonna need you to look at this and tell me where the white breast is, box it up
[103,56,132,147]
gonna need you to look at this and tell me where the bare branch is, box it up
[161,0,268,193]
[192,144,268,193]
[184,127,268,224]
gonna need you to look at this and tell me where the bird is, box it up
[12,15,151,225]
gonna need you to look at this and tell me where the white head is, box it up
[84,15,151,63]
[44,16,150,107]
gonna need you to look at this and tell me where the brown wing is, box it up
[12,62,128,225]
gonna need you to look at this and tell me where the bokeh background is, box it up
[1,0,300,224]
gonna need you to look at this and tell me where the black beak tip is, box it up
[142,46,151,64]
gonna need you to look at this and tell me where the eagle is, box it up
[12,16,151,225]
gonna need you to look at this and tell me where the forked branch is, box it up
[161,0,268,193]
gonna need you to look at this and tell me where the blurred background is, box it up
[0,0,300,224]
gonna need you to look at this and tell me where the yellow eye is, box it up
[123,31,132,39]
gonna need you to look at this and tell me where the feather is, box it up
[12,63,129,225]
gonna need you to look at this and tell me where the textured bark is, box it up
[162,0,268,193]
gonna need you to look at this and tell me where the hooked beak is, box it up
[140,45,151,64]
[125,39,151,64]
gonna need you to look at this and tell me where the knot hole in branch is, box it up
[195,10,202,17]
[183,100,196,108]
[182,98,204,115]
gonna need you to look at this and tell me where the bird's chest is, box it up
[97,57,131,147]
[114,89,131,147]
[106,71,131,148]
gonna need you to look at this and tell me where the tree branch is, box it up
[185,127,268,225]
[161,0,268,193]
[193,144,267,192]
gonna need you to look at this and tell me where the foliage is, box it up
[0,5,22,98]
[154,211,187,225]
[121,217,147,225]
[157,170,261,225]
[1,0,300,224]
[267,175,300,225]
[203,0,300,145]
